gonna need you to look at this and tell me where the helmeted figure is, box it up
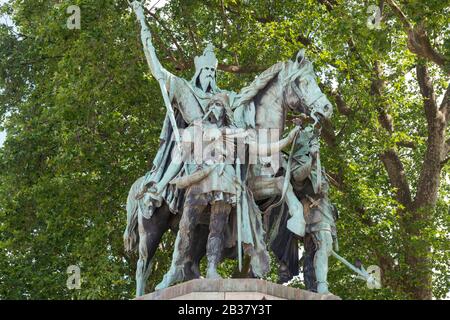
[290,124,338,294]
[300,176,338,294]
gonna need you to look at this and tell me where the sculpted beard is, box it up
[199,70,215,92]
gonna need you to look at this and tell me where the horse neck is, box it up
[254,75,286,132]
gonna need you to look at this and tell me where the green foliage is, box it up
[0,0,448,299]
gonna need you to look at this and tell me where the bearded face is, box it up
[207,100,225,125]
[198,66,216,93]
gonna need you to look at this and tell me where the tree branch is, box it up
[416,64,438,128]
[385,0,449,72]
[331,90,352,116]
[146,25,184,70]
[380,150,413,207]
[396,141,417,149]
[321,118,338,148]
[139,8,268,75]
[385,0,412,29]
[414,65,447,207]
[445,138,450,155]
[441,156,450,168]
[440,84,450,127]
[316,0,336,12]
[372,61,394,133]
[371,61,412,206]
[145,7,188,66]
[19,55,64,66]
[217,63,266,74]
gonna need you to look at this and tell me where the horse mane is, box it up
[235,62,285,107]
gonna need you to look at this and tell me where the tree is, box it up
[0,0,448,299]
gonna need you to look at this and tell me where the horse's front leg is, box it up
[251,176,305,237]
[136,204,171,297]
[136,229,152,297]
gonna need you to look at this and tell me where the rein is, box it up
[263,128,300,233]
[262,67,325,234]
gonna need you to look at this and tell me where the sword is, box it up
[331,250,381,288]
[130,1,181,149]
[236,158,242,271]
[316,151,322,194]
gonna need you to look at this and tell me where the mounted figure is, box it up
[124,0,339,297]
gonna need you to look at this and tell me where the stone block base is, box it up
[136,279,341,300]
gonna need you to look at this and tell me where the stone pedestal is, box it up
[136,279,341,300]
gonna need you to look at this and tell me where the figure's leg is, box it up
[206,202,231,279]
[186,223,209,280]
[136,205,171,297]
[313,228,333,294]
[155,204,206,290]
[145,152,183,205]
[302,232,318,292]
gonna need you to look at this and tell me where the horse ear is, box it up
[296,49,306,64]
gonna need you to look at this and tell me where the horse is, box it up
[123,49,333,296]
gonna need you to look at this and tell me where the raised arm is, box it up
[132,1,170,82]
[249,126,300,156]
[131,1,182,146]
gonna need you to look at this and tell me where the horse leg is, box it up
[303,232,317,292]
[155,204,206,290]
[135,204,171,297]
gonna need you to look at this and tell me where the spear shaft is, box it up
[236,158,242,271]
[131,1,181,148]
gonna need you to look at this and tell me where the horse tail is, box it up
[124,176,144,253]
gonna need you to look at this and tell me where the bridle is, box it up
[286,73,327,127]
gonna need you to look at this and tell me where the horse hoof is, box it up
[155,282,168,291]
[155,268,183,290]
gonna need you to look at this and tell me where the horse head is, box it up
[283,49,333,125]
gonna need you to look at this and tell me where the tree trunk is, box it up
[401,207,433,299]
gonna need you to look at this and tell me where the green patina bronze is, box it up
[124,0,377,298]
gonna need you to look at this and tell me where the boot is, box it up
[316,281,329,294]
[206,236,223,279]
